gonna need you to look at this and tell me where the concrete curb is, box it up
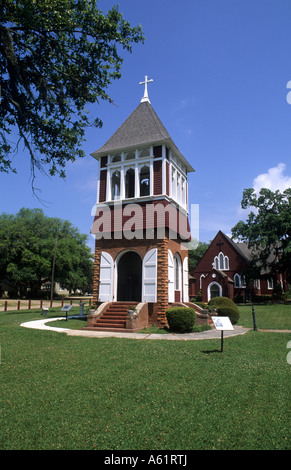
[20,317,250,341]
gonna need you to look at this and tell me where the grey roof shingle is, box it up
[91,101,194,172]
[222,232,252,261]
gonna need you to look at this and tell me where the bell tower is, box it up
[89,77,195,329]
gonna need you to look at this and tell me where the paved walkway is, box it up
[20,317,252,341]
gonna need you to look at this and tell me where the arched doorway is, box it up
[174,253,182,302]
[117,251,142,301]
[207,281,222,301]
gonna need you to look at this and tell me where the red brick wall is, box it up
[92,242,101,306]
[190,232,249,301]
[92,232,189,326]
[192,233,248,283]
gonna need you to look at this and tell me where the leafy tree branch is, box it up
[0,0,144,182]
[232,188,291,283]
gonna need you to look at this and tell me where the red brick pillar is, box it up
[156,237,169,326]
[93,241,101,307]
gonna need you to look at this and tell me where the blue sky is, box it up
[1,0,291,252]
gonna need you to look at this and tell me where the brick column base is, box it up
[93,241,101,307]
[156,237,169,326]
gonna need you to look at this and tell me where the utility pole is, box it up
[51,236,58,302]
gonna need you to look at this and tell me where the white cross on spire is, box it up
[139,75,153,103]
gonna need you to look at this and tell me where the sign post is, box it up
[61,304,73,321]
[211,316,234,352]
[79,302,86,317]
[252,305,258,331]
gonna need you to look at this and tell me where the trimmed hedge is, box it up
[208,296,238,310]
[166,307,196,333]
[208,296,240,324]
[216,306,240,325]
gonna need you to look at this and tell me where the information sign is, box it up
[61,305,73,312]
[211,316,234,331]
[211,316,233,352]
[61,304,73,321]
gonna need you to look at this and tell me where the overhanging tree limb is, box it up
[0,0,144,181]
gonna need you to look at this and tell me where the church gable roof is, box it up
[191,230,251,274]
[91,101,194,172]
[221,232,251,262]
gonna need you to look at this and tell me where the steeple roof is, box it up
[91,101,194,172]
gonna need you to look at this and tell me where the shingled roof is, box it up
[91,101,194,172]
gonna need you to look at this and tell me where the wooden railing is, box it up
[1,298,93,311]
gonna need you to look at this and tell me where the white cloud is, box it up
[253,163,291,194]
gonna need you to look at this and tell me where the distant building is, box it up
[189,230,288,302]
[0,279,18,298]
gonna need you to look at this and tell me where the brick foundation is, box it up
[91,230,189,327]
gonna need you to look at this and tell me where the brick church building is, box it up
[87,77,195,330]
[189,230,289,303]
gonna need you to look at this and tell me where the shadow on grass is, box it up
[201,349,221,354]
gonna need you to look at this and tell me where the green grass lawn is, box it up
[237,303,291,330]
[0,305,290,450]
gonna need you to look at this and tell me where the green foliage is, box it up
[232,188,291,283]
[166,307,196,333]
[208,296,238,310]
[216,306,240,325]
[0,208,93,295]
[0,0,144,181]
[208,296,240,324]
[188,241,210,272]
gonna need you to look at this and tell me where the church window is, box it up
[219,253,224,270]
[177,173,181,204]
[181,178,186,206]
[267,278,274,289]
[139,147,150,158]
[254,279,260,289]
[199,274,205,289]
[112,154,121,163]
[140,165,150,196]
[111,171,120,200]
[125,151,135,160]
[171,167,176,200]
[241,275,246,287]
[214,252,229,270]
[125,168,135,198]
[234,274,241,288]
[174,253,182,291]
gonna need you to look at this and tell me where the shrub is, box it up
[216,306,240,324]
[166,307,195,333]
[208,296,240,324]
[234,295,244,303]
[252,295,272,303]
[208,296,238,309]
